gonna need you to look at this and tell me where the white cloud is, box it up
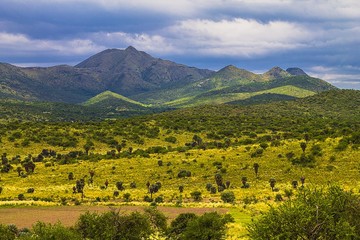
[308,65,360,89]
[0,32,104,56]
[91,32,178,55]
[164,18,312,57]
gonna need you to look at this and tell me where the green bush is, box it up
[31,222,81,240]
[248,186,360,239]
[190,191,202,202]
[182,212,234,240]
[0,224,16,240]
[76,210,153,240]
[221,191,236,203]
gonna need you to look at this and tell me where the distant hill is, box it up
[75,46,214,96]
[0,46,337,112]
[132,65,336,107]
[0,47,213,103]
[82,90,151,115]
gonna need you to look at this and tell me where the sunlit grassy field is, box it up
[0,129,359,239]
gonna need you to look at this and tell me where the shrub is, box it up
[115,181,125,191]
[27,188,35,193]
[0,224,16,240]
[221,191,236,203]
[76,210,153,240]
[190,191,202,202]
[155,196,164,203]
[250,148,263,158]
[165,136,177,143]
[168,213,197,238]
[0,186,3,194]
[123,193,131,202]
[177,170,191,178]
[18,194,25,200]
[32,222,81,240]
[182,212,234,240]
[130,182,137,189]
[144,195,153,202]
[248,186,360,239]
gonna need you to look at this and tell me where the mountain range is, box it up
[0,46,337,116]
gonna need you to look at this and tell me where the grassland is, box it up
[0,89,359,239]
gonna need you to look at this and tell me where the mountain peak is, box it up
[125,46,138,52]
[263,66,291,79]
[286,67,308,76]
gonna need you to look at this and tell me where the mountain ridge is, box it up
[0,46,337,111]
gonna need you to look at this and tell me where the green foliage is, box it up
[221,191,236,203]
[168,213,197,239]
[248,186,360,239]
[30,222,81,240]
[165,136,177,143]
[190,191,202,202]
[181,212,234,240]
[0,224,16,240]
[76,210,153,240]
[177,170,191,178]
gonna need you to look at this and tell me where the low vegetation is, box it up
[0,89,359,239]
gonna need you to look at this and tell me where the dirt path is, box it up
[0,205,228,228]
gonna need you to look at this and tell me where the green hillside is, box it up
[133,67,336,106]
[165,85,315,107]
[83,90,148,108]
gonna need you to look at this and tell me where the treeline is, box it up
[0,207,233,240]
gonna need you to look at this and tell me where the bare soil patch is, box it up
[0,205,228,228]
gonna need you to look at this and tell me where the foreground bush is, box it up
[248,186,360,239]
[168,212,234,240]
[30,222,81,240]
[0,208,233,240]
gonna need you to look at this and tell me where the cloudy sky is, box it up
[1,0,359,89]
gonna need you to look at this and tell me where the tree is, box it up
[179,185,184,193]
[168,213,197,239]
[241,176,249,188]
[248,186,360,239]
[75,179,85,199]
[89,170,95,179]
[83,140,94,155]
[16,167,23,176]
[23,161,35,173]
[116,181,125,191]
[292,180,298,188]
[192,135,203,146]
[300,176,305,187]
[215,173,223,187]
[269,178,276,191]
[115,144,122,153]
[68,172,74,180]
[300,142,307,153]
[253,163,259,177]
